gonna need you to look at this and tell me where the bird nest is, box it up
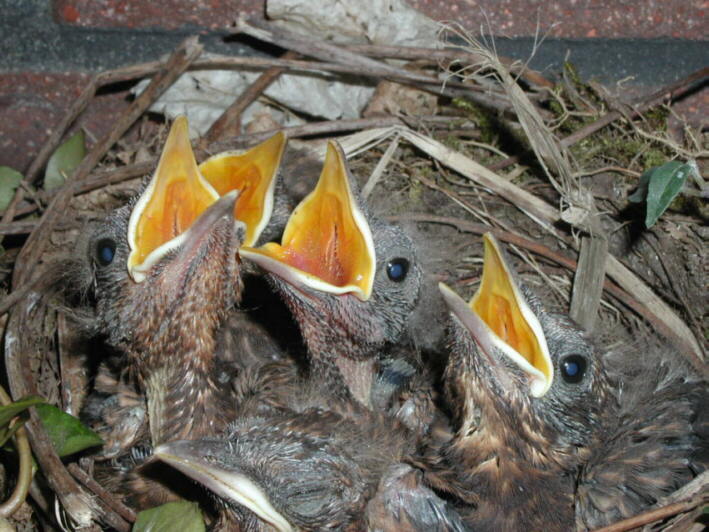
[0,20,706,531]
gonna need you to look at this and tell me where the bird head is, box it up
[86,116,245,363]
[439,234,610,469]
[240,141,422,359]
[153,409,383,532]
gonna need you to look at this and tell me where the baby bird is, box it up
[431,233,704,530]
[81,115,294,449]
[240,141,426,418]
[86,116,244,446]
[154,380,467,532]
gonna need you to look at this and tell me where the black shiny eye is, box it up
[95,238,116,267]
[386,258,409,282]
[560,354,587,384]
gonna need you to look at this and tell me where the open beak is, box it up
[199,132,287,247]
[127,116,220,282]
[439,233,553,397]
[154,441,293,532]
[240,141,376,301]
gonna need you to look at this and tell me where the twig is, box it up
[12,36,203,290]
[488,66,709,172]
[0,221,40,236]
[0,385,33,518]
[342,42,554,88]
[362,134,401,199]
[0,270,54,316]
[205,50,298,141]
[591,497,705,532]
[208,116,409,152]
[67,464,136,525]
[234,17,513,112]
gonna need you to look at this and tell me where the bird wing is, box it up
[366,463,469,532]
[576,345,705,529]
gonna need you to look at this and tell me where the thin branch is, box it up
[342,42,554,88]
[590,497,705,532]
[205,50,298,141]
[67,464,136,525]
[208,116,409,152]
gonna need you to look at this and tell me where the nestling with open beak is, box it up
[240,141,430,423]
[427,233,704,530]
[85,116,245,448]
[80,115,294,449]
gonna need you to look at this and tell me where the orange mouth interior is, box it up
[471,235,551,380]
[244,141,374,298]
[128,116,218,271]
[199,132,286,246]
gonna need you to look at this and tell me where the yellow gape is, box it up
[241,141,376,301]
[127,116,219,281]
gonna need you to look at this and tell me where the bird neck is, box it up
[302,320,379,408]
[144,360,229,446]
[442,369,577,529]
[129,295,233,446]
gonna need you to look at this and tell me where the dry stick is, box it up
[205,50,299,141]
[66,466,132,532]
[0,221,40,236]
[202,50,502,100]
[488,66,709,172]
[235,17,513,112]
[0,272,53,316]
[67,464,136,524]
[11,36,203,290]
[208,116,410,152]
[591,498,704,532]
[343,42,554,88]
[3,36,203,529]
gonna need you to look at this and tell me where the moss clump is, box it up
[451,97,498,144]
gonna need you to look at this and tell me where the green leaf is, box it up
[0,396,44,428]
[133,501,206,532]
[0,396,44,447]
[629,161,696,228]
[0,166,23,212]
[35,403,102,457]
[44,130,86,192]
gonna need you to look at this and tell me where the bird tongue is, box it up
[240,141,376,301]
[127,115,220,282]
[440,233,553,397]
[199,132,286,247]
[154,440,294,532]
